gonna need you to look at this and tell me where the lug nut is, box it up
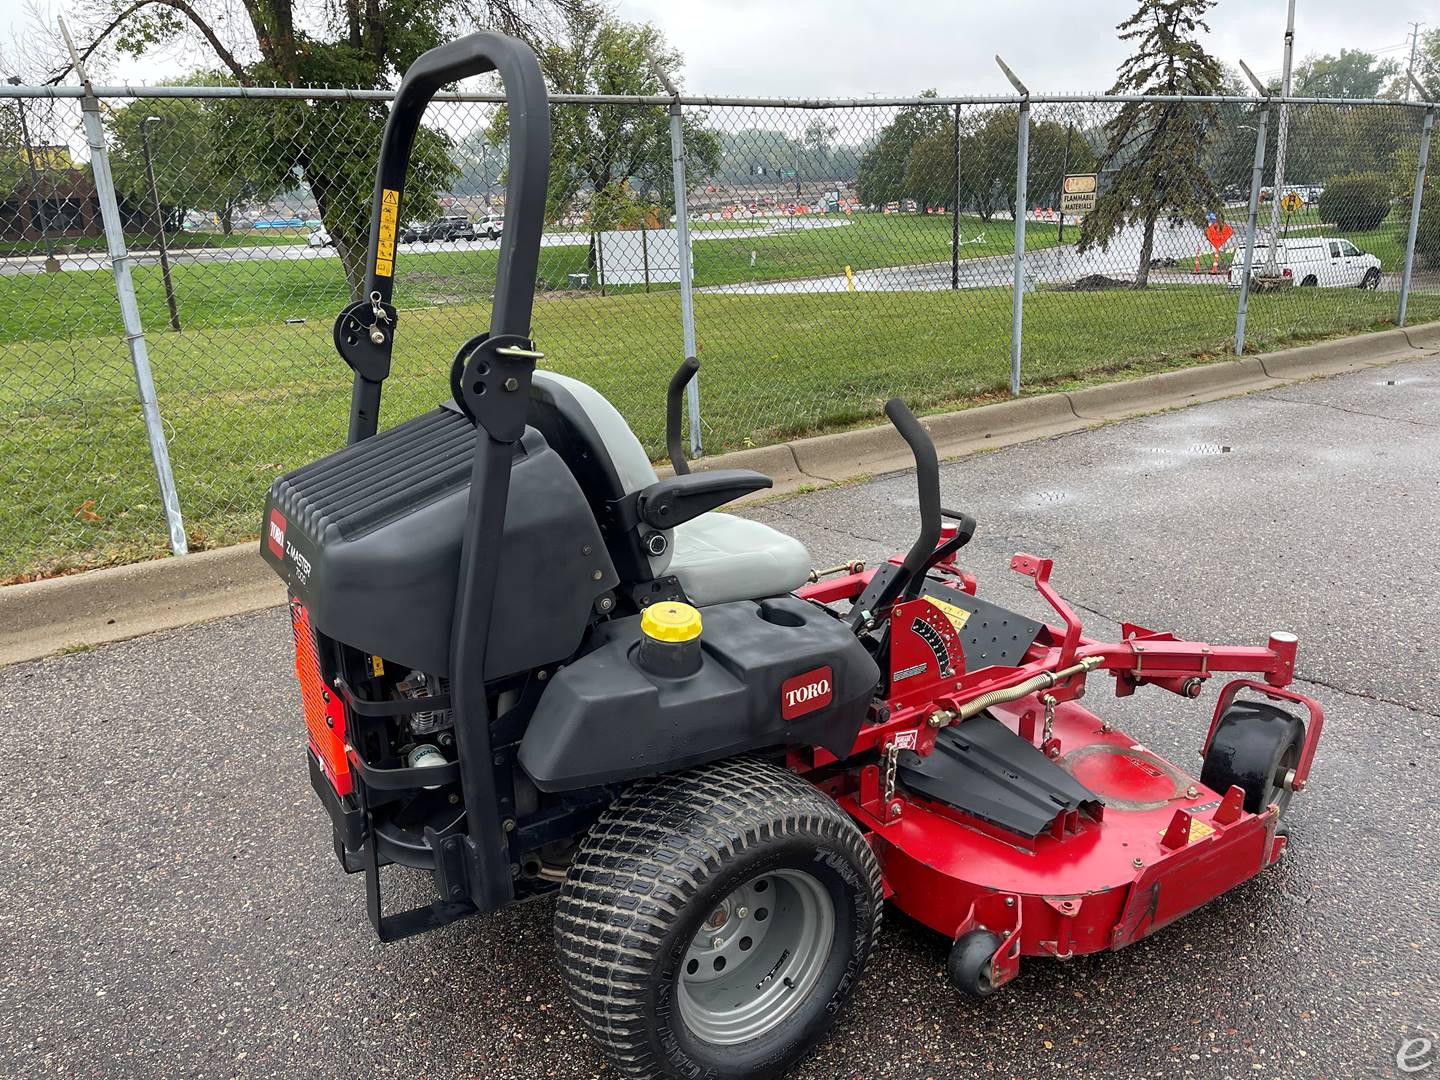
[736,906,749,919]
[711,936,723,950]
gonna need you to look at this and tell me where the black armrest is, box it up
[635,469,772,529]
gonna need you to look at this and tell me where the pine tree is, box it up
[1079,0,1224,288]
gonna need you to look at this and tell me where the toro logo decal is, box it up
[267,509,287,560]
[782,666,833,720]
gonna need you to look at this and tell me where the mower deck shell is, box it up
[842,698,1283,970]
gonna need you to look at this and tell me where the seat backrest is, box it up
[528,371,671,582]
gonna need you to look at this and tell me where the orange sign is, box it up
[1206,222,1234,251]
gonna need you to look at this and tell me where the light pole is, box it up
[140,114,181,331]
[6,74,60,273]
[1264,0,1296,276]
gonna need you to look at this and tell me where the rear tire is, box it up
[1201,700,1305,822]
[1300,274,1318,287]
[555,757,883,1080]
[1362,268,1381,289]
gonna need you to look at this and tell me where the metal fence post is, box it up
[1009,98,1030,395]
[996,56,1030,396]
[648,49,703,460]
[668,102,701,458]
[1398,106,1434,328]
[66,29,188,555]
[1233,70,1272,357]
[951,103,961,290]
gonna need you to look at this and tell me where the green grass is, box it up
[5,278,1434,580]
[0,213,1052,344]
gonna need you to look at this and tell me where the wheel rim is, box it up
[1266,742,1301,817]
[676,869,836,1046]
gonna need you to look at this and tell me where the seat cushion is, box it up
[669,512,811,607]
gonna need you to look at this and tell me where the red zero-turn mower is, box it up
[261,33,1326,1080]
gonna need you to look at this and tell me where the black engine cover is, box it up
[519,596,880,791]
[260,405,618,679]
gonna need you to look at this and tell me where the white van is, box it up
[1227,237,1382,289]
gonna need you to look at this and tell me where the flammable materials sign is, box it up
[1060,173,1098,214]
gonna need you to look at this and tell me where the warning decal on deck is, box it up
[927,596,973,634]
[375,188,400,277]
[1160,817,1216,845]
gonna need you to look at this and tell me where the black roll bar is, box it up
[333,33,551,920]
[338,31,550,443]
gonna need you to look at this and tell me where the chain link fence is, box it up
[2,84,1437,580]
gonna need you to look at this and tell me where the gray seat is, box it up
[530,372,811,606]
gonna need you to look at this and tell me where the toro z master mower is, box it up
[261,33,1325,1080]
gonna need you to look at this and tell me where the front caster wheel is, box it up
[948,929,1003,998]
[555,757,883,1080]
[1201,699,1305,822]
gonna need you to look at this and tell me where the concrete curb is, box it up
[0,544,285,667]
[1068,358,1273,420]
[1257,327,1417,380]
[4,320,1437,666]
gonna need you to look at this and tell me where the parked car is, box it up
[306,227,332,248]
[399,221,427,243]
[427,215,477,241]
[477,213,504,240]
[1227,237,1382,289]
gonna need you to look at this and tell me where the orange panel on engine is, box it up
[290,599,352,796]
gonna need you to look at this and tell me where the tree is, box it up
[965,110,1095,219]
[108,78,289,235]
[798,118,836,178]
[903,111,1098,222]
[1293,49,1398,99]
[499,4,718,271]
[56,0,577,297]
[901,119,959,214]
[855,93,944,207]
[0,102,27,193]
[1401,171,1440,269]
[1416,28,1440,95]
[1316,171,1392,230]
[1079,0,1224,288]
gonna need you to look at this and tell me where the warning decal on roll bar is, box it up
[376,188,400,277]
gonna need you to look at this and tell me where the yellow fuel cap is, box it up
[641,601,702,642]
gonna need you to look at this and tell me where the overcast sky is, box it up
[0,0,1432,94]
[616,0,1433,97]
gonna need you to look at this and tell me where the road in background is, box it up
[2,357,1437,1079]
[0,217,854,277]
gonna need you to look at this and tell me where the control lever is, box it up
[666,357,700,475]
[846,399,943,633]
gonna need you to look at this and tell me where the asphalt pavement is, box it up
[3,356,1438,1079]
